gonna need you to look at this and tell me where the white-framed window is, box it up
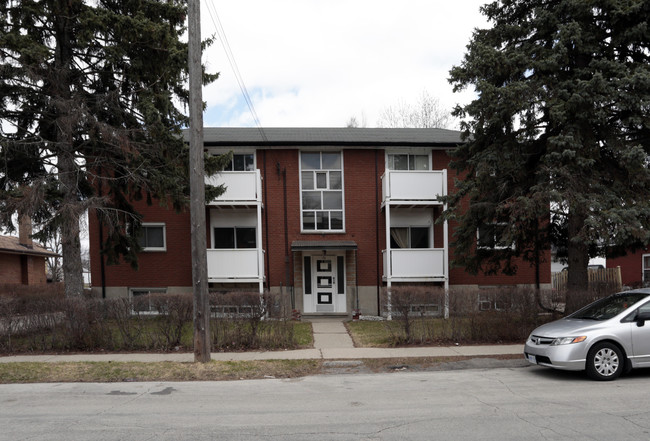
[300,151,344,232]
[643,255,650,286]
[213,227,256,249]
[130,288,167,313]
[390,226,430,249]
[477,223,512,249]
[224,153,255,171]
[387,153,430,170]
[137,223,166,252]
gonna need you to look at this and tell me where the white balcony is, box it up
[205,170,262,205]
[207,248,264,283]
[383,248,446,281]
[382,170,446,205]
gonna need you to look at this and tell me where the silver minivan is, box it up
[524,289,650,380]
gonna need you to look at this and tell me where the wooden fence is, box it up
[552,267,622,292]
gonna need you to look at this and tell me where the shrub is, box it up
[378,285,557,345]
[148,294,193,350]
[210,291,295,351]
[104,298,146,350]
[380,286,445,344]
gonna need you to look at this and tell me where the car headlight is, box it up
[551,336,587,345]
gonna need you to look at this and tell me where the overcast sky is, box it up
[199,1,490,129]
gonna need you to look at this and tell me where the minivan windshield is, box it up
[569,292,650,321]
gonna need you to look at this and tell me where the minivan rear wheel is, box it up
[586,342,623,381]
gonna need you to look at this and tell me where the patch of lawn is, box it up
[0,355,526,383]
[292,322,313,347]
[346,321,398,347]
[347,316,540,347]
[0,359,323,384]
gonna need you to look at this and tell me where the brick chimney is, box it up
[18,214,33,249]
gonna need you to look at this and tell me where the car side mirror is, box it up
[636,311,650,327]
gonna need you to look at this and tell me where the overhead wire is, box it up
[204,2,268,142]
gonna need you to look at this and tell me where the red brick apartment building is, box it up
[88,128,551,315]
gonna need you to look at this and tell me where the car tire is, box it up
[586,342,624,381]
[623,359,634,375]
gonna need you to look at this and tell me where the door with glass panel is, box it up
[303,254,346,313]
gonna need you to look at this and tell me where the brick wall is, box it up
[88,201,193,289]
[433,150,552,286]
[0,253,48,285]
[88,145,551,297]
[0,254,22,284]
[259,149,384,289]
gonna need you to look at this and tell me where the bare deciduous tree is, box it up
[377,90,452,129]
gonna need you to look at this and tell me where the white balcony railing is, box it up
[383,248,446,281]
[205,170,262,204]
[382,170,446,203]
[207,249,264,281]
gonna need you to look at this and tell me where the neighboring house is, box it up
[608,249,649,288]
[88,128,551,315]
[0,217,58,286]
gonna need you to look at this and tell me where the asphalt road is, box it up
[3,364,650,441]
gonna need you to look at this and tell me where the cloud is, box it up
[201,0,488,127]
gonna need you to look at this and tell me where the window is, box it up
[214,227,256,249]
[130,288,167,313]
[137,224,166,251]
[643,255,650,286]
[224,153,255,171]
[390,227,430,248]
[387,153,429,171]
[300,151,344,231]
[477,223,511,249]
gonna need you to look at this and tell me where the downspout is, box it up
[263,151,270,291]
[375,150,381,316]
[443,169,449,318]
[355,249,359,311]
[282,166,289,287]
[279,163,292,308]
[534,219,541,290]
[98,216,106,299]
[97,172,106,299]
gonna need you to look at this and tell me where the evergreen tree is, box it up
[0,0,221,296]
[447,0,650,302]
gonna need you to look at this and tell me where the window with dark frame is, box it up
[477,223,511,249]
[389,226,430,249]
[137,224,166,251]
[213,227,256,249]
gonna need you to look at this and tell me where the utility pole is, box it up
[188,0,211,362]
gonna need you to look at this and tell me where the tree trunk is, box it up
[59,152,84,298]
[566,206,589,312]
[54,0,84,298]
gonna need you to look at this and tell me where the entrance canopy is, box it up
[291,240,358,251]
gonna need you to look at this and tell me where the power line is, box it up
[204,3,268,142]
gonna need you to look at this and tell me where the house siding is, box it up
[608,249,647,287]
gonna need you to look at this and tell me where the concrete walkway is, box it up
[0,318,524,363]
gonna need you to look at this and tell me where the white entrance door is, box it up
[303,254,346,313]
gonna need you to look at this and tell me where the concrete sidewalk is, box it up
[0,319,524,363]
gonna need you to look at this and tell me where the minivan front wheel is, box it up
[586,342,623,381]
